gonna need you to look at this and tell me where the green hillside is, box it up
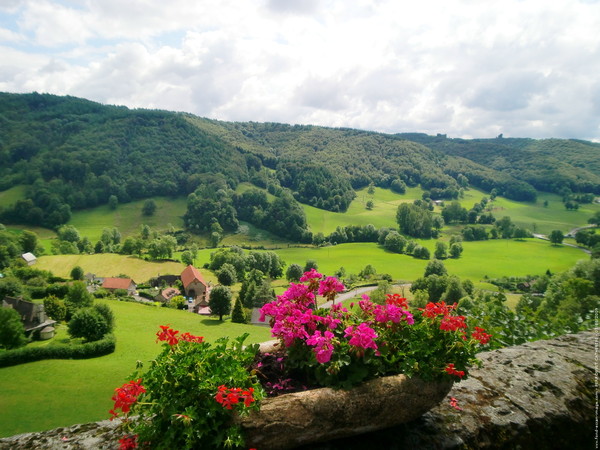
[398,133,600,194]
[2,92,598,238]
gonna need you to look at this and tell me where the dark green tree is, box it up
[70,265,84,280]
[209,285,232,321]
[217,263,237,286]
[449,242,463,258]
[253,279,276,308]
[549,230,564,245]
[181,250,194,266]
[43,295,67,321]
[20,230,38,253]
[434,241,448,259]
[108,195,118,210]
[286,263,304,282]
[0,276,24,299]
[231,296,247,324]
[93,303,115,331]
[424,259,447,277]
[142,199,157,216]
[57,225,81,243]
[383,231,407,253]
[64,281,93,317]
[304,260,318,272]
[0,307,27,349]
[67,307,110,342]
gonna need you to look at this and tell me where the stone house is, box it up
[180,265,209,312]
[2,296,56,339]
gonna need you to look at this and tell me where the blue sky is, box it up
[1,0,599,141]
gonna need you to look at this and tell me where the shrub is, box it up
[68,308,110,342]
[44,295,67,321]
[0,334,116,368]
[93,303,115,331]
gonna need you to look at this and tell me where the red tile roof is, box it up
[181,265,207,288]
[102,277,134,290]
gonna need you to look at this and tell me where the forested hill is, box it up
[0,92,598,230]
[397,133,600,195]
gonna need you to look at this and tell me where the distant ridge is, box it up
[0,91,598,229]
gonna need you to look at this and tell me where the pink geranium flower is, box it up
[344,323,378,351]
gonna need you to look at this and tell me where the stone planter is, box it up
[238,341,453,450]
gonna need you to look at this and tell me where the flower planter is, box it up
[238,341,453,450]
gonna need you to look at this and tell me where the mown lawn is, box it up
[0,300,272,438]
[35,254,187,283]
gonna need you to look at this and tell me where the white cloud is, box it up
[0,0,598,140]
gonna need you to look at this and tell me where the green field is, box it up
[489,192,600,235]
[67,196,188,242]
[0,185,27,207]
[304,186,423,235]
[35,254,188,283]
[261,239,585,286]
[0,300,272,438]
[302,185,599,237]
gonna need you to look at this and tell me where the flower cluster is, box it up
[215,385,256,409]
[156,325,204,346]
[260,272,492,387]
[109,379,146,420]
[472,326,493,345]
[110,327,260,449]
[445,363,466,379]
[118,435,138,450]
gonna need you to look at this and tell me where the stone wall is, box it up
[0,330,596,450]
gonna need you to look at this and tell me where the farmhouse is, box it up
[101,277,137,294]
[2,296,56,339]
[180,265,209,313]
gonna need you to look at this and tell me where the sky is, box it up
[1,0,599,141]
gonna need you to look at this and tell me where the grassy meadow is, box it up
[302,185,599,237]
[35,253,189,282]
[0,185,27,207]
[489,191,600,235]
[68,196,187,242]
[304,186,423,234]
[269,239,585,286]
[0,300,272,438]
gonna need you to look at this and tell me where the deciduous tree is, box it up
[209,285,232,321]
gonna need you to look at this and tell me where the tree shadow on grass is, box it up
[200,318,226,326]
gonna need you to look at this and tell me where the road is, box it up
[532,232,591,255]
[319,283,411,309]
